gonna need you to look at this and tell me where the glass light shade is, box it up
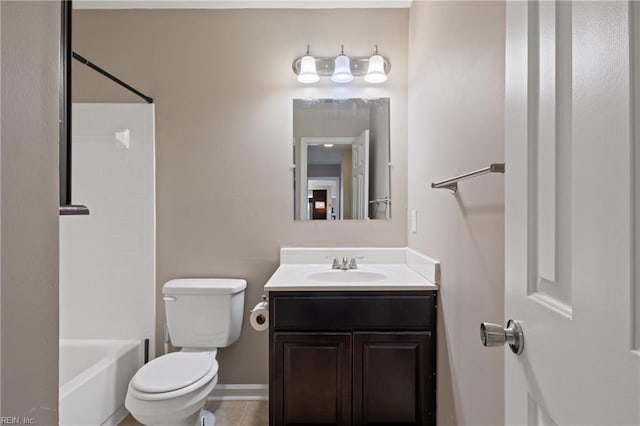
[331,55,354,83]
[297,55,320,83]
[364,54,387,83]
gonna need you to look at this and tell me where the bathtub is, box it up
[59,339,143,426]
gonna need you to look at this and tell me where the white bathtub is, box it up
[59,339,143,426]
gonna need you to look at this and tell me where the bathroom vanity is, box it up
[265,248,440,426]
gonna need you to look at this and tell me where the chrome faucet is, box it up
[332,257,358,270]
[349,257,358,269]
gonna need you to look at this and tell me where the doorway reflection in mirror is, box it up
[293,98,390,221]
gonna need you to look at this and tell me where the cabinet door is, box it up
[273,333,352,426]
[353,332,435,426]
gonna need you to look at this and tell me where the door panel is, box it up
[352,129,369,219]
[505,1,640,424]
[311,189,328,220]
[527,0,573,313]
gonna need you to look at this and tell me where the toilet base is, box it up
[199,410,215,426]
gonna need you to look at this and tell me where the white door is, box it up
[352,129,369,219]
[500,1,640,424]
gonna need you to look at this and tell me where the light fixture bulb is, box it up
[297,54,320,83]
[331,54,354,83]
[364,54,387,83]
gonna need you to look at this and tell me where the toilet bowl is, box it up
[126,351,218,426]
[125,278,246,426]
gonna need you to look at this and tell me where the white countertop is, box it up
[264,249,439,292]
[264,263,438,291]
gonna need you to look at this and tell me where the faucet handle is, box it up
[349,258,358,269]
[332,258,340,269]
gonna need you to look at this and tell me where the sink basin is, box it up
[307,270,387,283]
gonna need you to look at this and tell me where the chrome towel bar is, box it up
[431,162,505,194]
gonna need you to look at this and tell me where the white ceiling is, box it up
[74,0,412,9]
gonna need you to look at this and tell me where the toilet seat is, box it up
[130,352,218,401]
[133,352,215,393]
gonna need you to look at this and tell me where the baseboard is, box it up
[102,405,129,426]
[208,384,269,401]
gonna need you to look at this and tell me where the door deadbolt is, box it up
[480,319,524,355]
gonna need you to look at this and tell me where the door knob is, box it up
[480,319,524,355]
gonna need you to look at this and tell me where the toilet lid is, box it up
[132,352,218,393]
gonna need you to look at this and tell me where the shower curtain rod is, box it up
[72,52,154,104]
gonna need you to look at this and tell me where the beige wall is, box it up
[0,0,3,411]
[73,8,409,384]
[0,1,59,423]
[408,2,505,425]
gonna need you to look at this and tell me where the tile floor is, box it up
[119,400,269,426]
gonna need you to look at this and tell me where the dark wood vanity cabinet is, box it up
[269,291,437,426]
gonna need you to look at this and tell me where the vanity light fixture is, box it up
[323,144,334,148]
[364,45,388,83]
[331,45,354,83]
[293,45,391,84]
[297,45,320,84]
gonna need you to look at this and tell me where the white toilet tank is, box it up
[163,278,246,349]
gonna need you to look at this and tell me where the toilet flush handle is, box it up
[163,296,176,302]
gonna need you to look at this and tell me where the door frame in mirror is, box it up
[300,137,355,221]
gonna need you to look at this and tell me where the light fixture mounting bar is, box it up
[292,56,391,77]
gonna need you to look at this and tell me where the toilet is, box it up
[125,278,246,426]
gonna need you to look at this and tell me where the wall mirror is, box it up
[293,98,390,221]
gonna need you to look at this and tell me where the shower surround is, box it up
[59,103,156,425]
